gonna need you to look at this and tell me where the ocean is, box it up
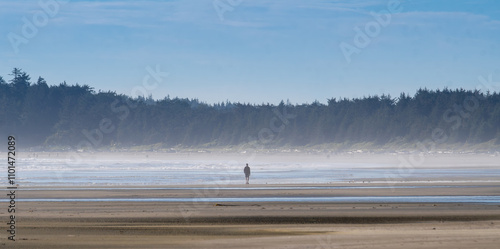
[10,156,500,186]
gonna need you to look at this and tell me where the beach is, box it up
[0,152,498,248]
[2,181,500,248]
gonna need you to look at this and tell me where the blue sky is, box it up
[1,0,500,104]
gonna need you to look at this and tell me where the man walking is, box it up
[244,163,251,184]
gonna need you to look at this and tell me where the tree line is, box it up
[1,68,499,150]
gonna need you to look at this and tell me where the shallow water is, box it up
[11,158,500,186]
[17,185,492,191]
[7,195,500,204]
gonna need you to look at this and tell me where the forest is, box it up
[1,68,500,151]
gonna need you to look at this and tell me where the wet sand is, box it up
[2,183,500,248]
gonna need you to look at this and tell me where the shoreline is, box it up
[12,182,500,198]
[3,154,500,248]
[16,139,500,155]
[16,150,500,163]
[3,182,499,248]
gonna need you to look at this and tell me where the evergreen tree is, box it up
[0,68,499,150]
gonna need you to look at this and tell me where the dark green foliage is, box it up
[1,69,499,149]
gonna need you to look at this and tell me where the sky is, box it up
[1,0,500,104]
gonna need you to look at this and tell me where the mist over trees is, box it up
[1,68,500,150]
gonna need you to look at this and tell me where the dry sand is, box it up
[2,152,498,248]
[1,183,499,249]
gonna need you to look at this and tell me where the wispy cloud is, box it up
[390,11,500,32]
[56,0,176,28]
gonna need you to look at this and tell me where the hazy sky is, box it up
[1,0,500,104]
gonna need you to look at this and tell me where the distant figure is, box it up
[244,163,251,184]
